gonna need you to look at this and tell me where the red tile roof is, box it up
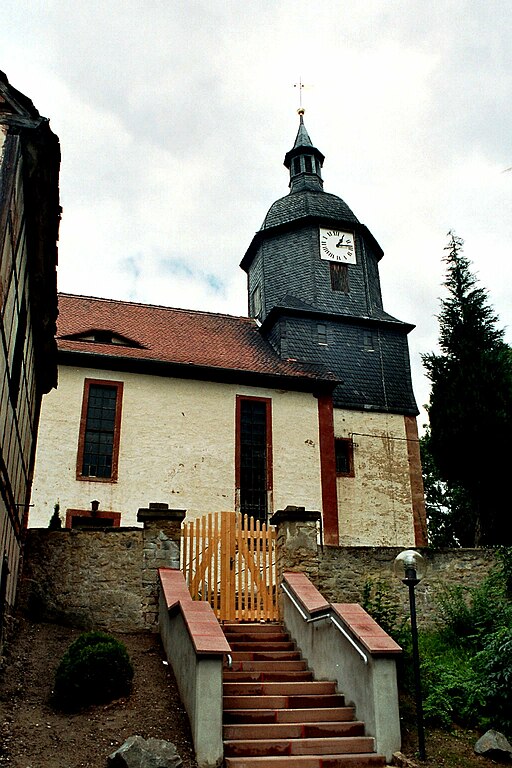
[57,293,336,386]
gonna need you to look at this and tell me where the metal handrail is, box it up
[281,582,368,665]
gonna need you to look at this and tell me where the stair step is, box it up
[224,681,336,696]
[224,721,366,740]
[228,660,308,672]
[229,642,296,651]
[224,670,313,682]
[224,736,375,757]
[230,651,302,661]
[224,755,386,767]
[224,632,290,643]
[221,624,385,768]
[224,694,346,709]
[223,707,356,724]
[223,623,283,633]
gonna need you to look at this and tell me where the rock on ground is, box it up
[474,729,512,760]
[108,735,183,768]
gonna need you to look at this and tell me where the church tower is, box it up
[241,110,426,547]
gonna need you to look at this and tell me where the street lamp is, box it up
[394,549,426,761]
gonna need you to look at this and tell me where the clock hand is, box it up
[336,241,352,248]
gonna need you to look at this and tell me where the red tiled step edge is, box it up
[230,651,302,661]
[224,694,346,710]
[224,721,366,740]
[223,623,283,632]
[224,736,375,757]
[228,660,308,672]
[224,681,336,695]
[223,707,356,724]
[224,756,386,767]
[229,642,296,651]
[224,670,313,682]
[224,631,289,642]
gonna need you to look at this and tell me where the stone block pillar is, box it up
[270,505,320,585]
[137,503,186,630]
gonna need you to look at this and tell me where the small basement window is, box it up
[65,508,121,528]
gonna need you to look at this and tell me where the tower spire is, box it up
[284,109,325,193]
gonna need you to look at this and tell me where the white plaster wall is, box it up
[29,365,323,528]
[333,409,416,546]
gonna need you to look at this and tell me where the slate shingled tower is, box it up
[241,110,418,416]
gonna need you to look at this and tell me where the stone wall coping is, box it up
[29,527,143,534]
[158,568,230,656]
[283,571,330,615]
[332,603,402,656]
[270,506,321,525]
[137,506,186,523]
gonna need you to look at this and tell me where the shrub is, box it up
[419,633,483,728]
[413,558,512,733]
[435,571,512,650]
[474,626,512,737]
[53,631,133,710]
[496,546,512,599]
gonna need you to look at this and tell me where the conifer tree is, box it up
[422,232,512,546]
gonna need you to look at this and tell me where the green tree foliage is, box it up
[420,429,470,547]
[422,232,512,546]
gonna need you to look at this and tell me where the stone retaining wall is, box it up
[315,545,497,626]
[17,503,498,633]
[20,528,145,631]
[271,507,498,626]
[18,504,185,633]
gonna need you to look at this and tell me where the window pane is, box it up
[82,384,118,478]
[240,400,268,522]
[335,439,353,476]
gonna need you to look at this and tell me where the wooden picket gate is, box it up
[181,511,279,622]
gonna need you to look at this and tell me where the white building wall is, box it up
[29,365,323,528]
[334,409,416,546]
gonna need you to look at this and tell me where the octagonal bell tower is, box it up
[240,110,418,416]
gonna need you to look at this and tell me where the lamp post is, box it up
[394,549,426,761]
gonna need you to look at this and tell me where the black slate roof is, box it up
[262,189,359,230]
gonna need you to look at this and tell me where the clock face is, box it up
[319,228,356,264]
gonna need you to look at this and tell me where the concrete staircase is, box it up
[222,622,387,768]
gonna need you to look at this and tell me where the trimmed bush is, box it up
[53,631,133,710]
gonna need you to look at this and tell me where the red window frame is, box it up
[65,508,121,528]
[76,379,123,482]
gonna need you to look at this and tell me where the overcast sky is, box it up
[3,0,512,426]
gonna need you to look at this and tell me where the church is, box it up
[29,110,426,548]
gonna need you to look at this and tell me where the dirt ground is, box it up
[0,617,197,768]
[0,617,500,768]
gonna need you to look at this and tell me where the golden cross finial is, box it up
[294,77,305,109]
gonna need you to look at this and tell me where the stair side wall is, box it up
[282,590,400,763]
